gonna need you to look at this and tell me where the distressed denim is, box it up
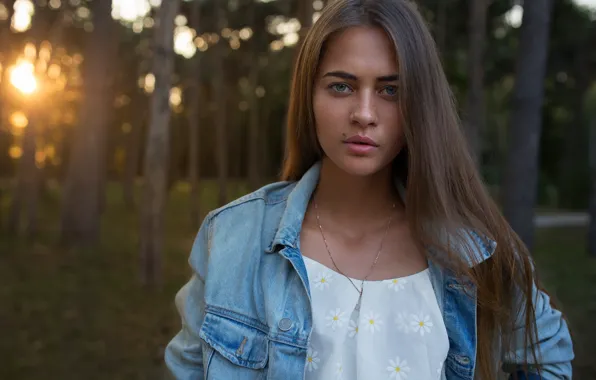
[165,162,574,380]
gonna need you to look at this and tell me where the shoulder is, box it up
[199,180,297,253]
[207,180,296,222]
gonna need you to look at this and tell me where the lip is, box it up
[343,135,379,147]
[343,135,379,155]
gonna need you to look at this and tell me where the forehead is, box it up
[318,26,399,76]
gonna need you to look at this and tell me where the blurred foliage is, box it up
[0,0,594,210]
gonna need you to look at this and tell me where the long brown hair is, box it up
[282,0,542,378]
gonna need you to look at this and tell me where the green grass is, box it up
[533,227,596,379]
[0,181,249,380]
[0,182,594,379]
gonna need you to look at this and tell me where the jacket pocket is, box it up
[199,311,269,371]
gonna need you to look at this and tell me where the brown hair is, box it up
[282,0,542,378]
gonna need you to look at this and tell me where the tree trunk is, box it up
[7,11,46,237]
[213,2,228,206]
[502,0,554,252]
[98,23,121,214]
[261,96,271,181]
[122,92,145,210]
[1,0,18,230]
[139,0,180,287]
[247,2,262,191]
[7,107,40,237]
[558,54,590,209]
[464,0,488,165]
[187,0,202,227]
[247,72,261,187]
[60,0,114,245]
[0,0,16,108]
[589,118,596,257]
[297,0,313,33]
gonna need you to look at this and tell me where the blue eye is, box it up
[381,86,398,96]
[329,83,352,93]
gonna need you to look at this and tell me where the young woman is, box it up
[165,0,573,379]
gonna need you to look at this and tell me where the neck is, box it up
[314,158,403,222]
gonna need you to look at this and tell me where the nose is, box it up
[350,92,378,127]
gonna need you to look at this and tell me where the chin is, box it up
[326,155,389,177]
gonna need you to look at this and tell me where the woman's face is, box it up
[313,26,405,177]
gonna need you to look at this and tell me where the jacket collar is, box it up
[267,162,321,252]
[267,161,497,266]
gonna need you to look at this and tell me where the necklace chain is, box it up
[314,200,396,307]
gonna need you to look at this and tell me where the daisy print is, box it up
[384,277,407,292]
[335,361,344,379]
[362,311,383,333]
[312,271,334,290]
[305,347,320,372]
[347,319,359,338]
[410,313,433,336]
[325,308,347,331]
[387,357,411,380]
[395,312,410,333]
[436,361,444,378]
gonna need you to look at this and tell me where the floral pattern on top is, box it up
[303,256,449,380]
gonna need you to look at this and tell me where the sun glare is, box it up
[10,60,38,95]
[12,0,34,32]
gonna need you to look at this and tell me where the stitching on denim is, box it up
[236,336,248,356]
[205,306,310,348]
[268,334,309,349]
[447,354,474,379]
[207,213,214,255]
[201,329,266,368]
[204,346,215,378]
[205,306,269,334]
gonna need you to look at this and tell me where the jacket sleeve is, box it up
[502,281,574,380]
[165,215,213,380]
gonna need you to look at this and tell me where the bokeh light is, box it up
[10,60,38,94]
[112,0,153,22]
[10,111,29,128]
[9,146,23,159]
[24,43,37,60]
[267,16,302,49]
[169,86,182,107]
[194,36,208,52]
[174,25,197,58]
[49,0,61,9]
[239,27,253,40]
[12,0,34,32]
[143,73,155,93]
[505,4,523,28]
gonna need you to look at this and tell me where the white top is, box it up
[303,256,449,380]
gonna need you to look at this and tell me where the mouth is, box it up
[343,135,379,147]
[343,135,379,155]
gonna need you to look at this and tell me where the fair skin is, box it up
[300,26,427,281]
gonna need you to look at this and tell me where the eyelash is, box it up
[327,83,398,97]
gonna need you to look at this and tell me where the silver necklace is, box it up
[314,201,396,311]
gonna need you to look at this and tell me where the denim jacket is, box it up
[165,162,574,380]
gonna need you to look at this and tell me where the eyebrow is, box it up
[322,71,399,82]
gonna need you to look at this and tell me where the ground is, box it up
[0,182,594,379]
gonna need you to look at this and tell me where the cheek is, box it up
[382,103,403,137]
[313,90,345,134]
[380,104,405,154]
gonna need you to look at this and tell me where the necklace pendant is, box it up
[355,291,363,311]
